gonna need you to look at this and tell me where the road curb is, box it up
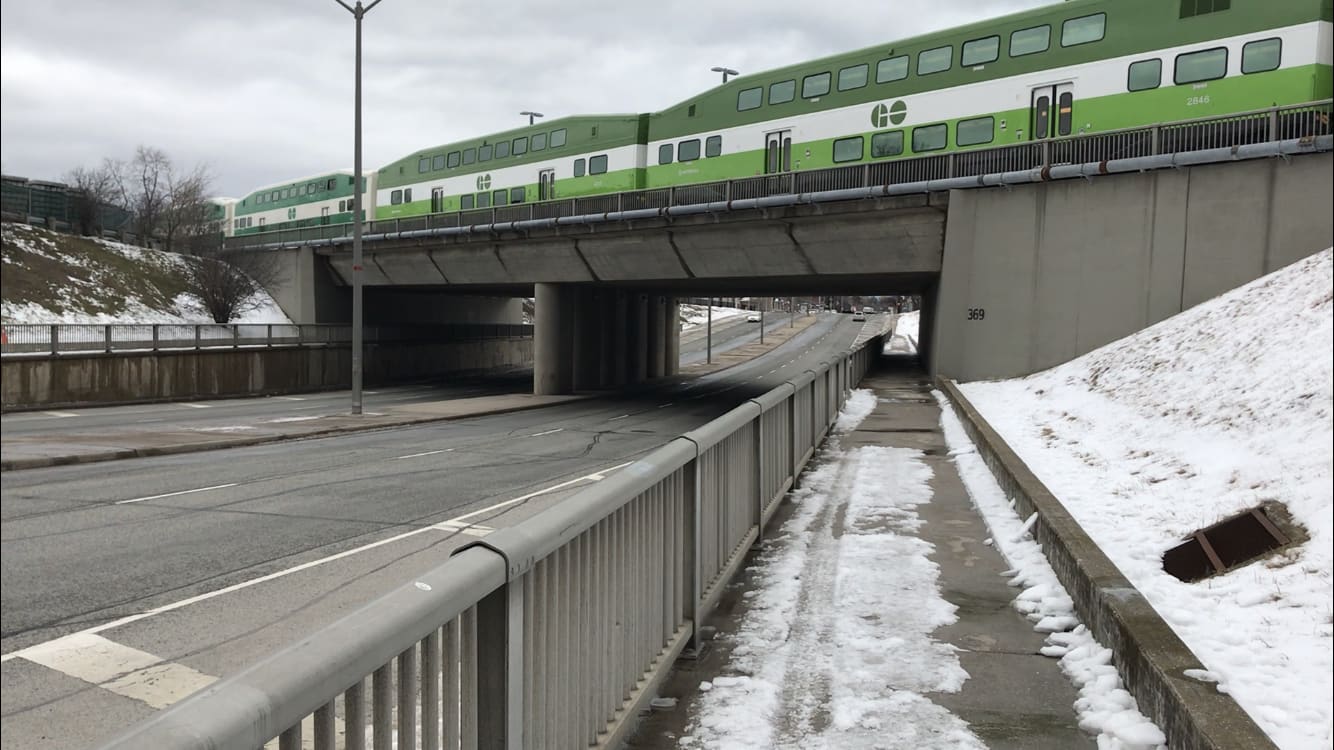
[934,378,1276,750]
[0,396,595,472]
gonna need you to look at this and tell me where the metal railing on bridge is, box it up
[224,99,1332,250]
[0,323,533,357]
[98,335,883,750]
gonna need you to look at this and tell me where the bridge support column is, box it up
[572,288,601,391]
[648,295,667,379]
[610,291,629,387]
[630,292,650,384]
[534,283,575,395]
[665,297,680,375]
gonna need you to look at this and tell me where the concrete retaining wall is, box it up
[936,379,1276,750]
[1,339,533,410]
[931,151,1333,381]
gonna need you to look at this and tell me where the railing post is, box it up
[753,417,764,541]
[195,325,201,350]
[152,324,159,351]
[1151,126,1161,156]
[50,325,59,355]
[475,581,523,750]
[1267,108,1280,141]
[1041,140,1052,169]
[104,325,112,353]
[267,324,273,347]
[232,325,240,349]
[684,457,701,651]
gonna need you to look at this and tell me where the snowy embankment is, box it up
[959,248,1333,749]
[887,310,919,354]
[680,304,749,331]
[1,222,291,325]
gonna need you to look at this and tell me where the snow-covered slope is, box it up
[961,248,1333,749]
[1,222,291,324]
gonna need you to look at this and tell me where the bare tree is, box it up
[161,162,214,253]
[182,243,283,323]
[64,162,119,236]
[108,146,171,244]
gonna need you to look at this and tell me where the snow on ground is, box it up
[2,223,291,325]
[959,248,1334,749]
[680,391,986,749]
[885,310,920,354]
[680,304,749,331]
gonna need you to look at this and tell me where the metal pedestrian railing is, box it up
[224,99,1332,251]
[98,334,883,750]
[0,323,534,357]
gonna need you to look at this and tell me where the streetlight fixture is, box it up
[520,111,544,126]
[333,0,383,416]
[711,66,739,83]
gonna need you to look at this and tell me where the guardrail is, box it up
[225,99,1332,250]
[99,334,883,750]
[0,323,534,357]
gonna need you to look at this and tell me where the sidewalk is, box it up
[628,362,1093,749]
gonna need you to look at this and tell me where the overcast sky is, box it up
[1,0,1049,198]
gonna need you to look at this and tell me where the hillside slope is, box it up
[1,222,290,324]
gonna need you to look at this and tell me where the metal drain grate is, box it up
[1162,507,1290,582]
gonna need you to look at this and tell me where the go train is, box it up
[219,0,1332,237]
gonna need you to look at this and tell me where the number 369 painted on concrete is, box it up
[966,308,986,321]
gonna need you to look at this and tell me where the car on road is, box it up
[852,312,866,322]
[746,313,761,322]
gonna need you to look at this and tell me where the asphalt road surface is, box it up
[0,313,875,750]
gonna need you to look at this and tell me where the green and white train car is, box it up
[230,170,373,236]
[374,115,648,220]
[227,0,1330,239]
[644,0,1332,185]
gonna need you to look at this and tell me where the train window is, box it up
[838,64,869,91]
[962,36,1000,66]
[496,140,510,158]
[283,188,292,199]
[532,132,548,151]
[737,87,763,111]
[433,155,445,170]
[479,144,493,162]
[1180,0,1230,18]
[1242,38,1281,74]
[1061,13,1105,47]
[1174,47,1227,84]
[476,191,491,209]
[447,151,461,168]
[871,130,904,158]
[658,144,673,165]
[510,186,525,203]
[912,123,948,152]
[876,55,909,83]
[832,136,863,163]
[918,46,952,76]
[705,135,722,158]
[512,137,528,156]
[418,157,430,174]
[307,182,317,193]
[574,158,586,177]
[589,155,608,175]
[1127,59,1162,91]
[802,72,831,98]
[328,178,337,190]
[463,148,477,165]
[391,189,403,205]
[769,80,796,104]
[338,200,346,212]
[493,189,508,206]
[1010,25,1050,57]
[405,188,413,202]
[550,129,567,148]
[461,194,475,210]
[957,116,995,146]
[679,139,701,162]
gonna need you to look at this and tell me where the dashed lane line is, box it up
[19,633,218,710]
[528,428,564,437]
[115,483,238,505]
[392,448,453,460]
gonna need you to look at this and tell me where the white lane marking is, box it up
[363,390,380,395]
[609,414,630,421]
[115,483,238,505]
[180,402,211,409]
[135,418,165,424]
[657,402,673,409]
[19,633,218,710]
[393,449,452,460]
[274,396,307,401]
[42,411,79,418]
[2,462,633,665]
[432,520,495,537]
[528,428,564,437]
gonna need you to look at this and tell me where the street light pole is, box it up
[335,0,382,415]
[710,66,739,83]
[520,111,544,126]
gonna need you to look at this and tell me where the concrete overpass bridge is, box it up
[230,102,1333,394]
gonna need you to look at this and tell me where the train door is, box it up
[431,187,444,213]
[538,169,555,200]
[1029,83,1075,140]
[764,129,792,173]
